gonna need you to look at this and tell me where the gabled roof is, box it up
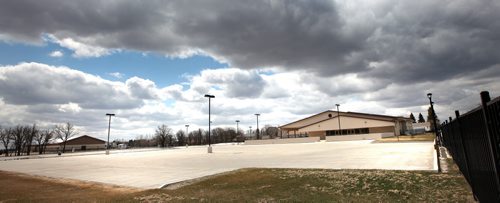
[50,135,105,145]
[280,110,411,130]
[279,110,335,129]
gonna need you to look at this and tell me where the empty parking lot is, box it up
[0,140,435,189]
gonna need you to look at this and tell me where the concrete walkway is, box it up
[0,140,435,189]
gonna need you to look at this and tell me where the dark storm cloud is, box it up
[1,0,500,84]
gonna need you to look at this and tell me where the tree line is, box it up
[128,124,280,148]
[1,121,281,155]
[128,125,244,148]
[0,122,78,157]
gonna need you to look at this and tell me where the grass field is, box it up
[1,161,473,202]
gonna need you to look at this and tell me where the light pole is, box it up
[427,93,439,138]
[204,94,215,153]
[235,120,240,144]
[235,120,240,135]
[255,114,260,139]
[427,93,441,172]
[105,113,115,155]
[185,124,189,147]
[336,104,341,135]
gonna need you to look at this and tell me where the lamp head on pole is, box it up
[106,113,115,116]
[335,104,340,107]
[204,94,215,98]
[236,120,240,123]
[185,124,189,127]
[255,113,260,116]
[427,93,432,99]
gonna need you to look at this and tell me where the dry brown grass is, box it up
[376,133,436,143]
[135,168,472,202]
[0,170,141,202]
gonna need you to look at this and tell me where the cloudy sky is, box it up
[0,0,499,141]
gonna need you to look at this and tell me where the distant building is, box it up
[280,111,413,141]
[412,122,430,133]
[46,135,106,151]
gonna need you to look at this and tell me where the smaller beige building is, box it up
[280,111,412,140]
[46,135,106,152]
[412,122,430,133]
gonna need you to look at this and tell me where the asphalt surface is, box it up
[0,140,435,189]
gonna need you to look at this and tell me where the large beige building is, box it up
[280,111,412,140]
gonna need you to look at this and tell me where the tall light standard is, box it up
[249,126,252,137]
[185,124,189,146]
[427,93,439,138]
[235,120,240,135]
[255,114,260,139]
[427,93,441,172]
[204,94,215,153]
[105,113,115,155]
[336,104,341,135]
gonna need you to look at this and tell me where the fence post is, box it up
[480,91,500,199]
[455,110,476,200]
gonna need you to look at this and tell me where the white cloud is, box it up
[108,72,124,79]
[0,62,499,141]
[46,35,113,58]
[58,102,82,113]
[49,50,64,57]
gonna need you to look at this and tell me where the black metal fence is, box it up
[441,91,500,202]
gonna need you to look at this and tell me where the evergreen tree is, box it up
[418,113,425,123]
[427,107,440,131]
[409,113,416,123]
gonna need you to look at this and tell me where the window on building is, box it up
[326,128,369,136]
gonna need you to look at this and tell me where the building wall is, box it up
[369,126,395,134]
[245,137,320,145]
[45,144,105,151]
[308,131,325,139]
[298,116,395,133]
[325,133,393,142]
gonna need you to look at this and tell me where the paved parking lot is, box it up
[0,140,435,189]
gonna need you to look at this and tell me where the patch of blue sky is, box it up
[164,99,176,107]
[0,41,229,87]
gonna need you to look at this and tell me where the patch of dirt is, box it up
[161,169,242,190]
[0,170,141,202]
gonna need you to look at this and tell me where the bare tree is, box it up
[55,122,78,153]
[263,125,279,139]
[187,132,194,145]
[176,130,186,146]
[0,126,12,156]
[155,124,173,148]
[34,128,53,154]
[24,124,38,155]
[191,129,204,145]
[12,125,26,156]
